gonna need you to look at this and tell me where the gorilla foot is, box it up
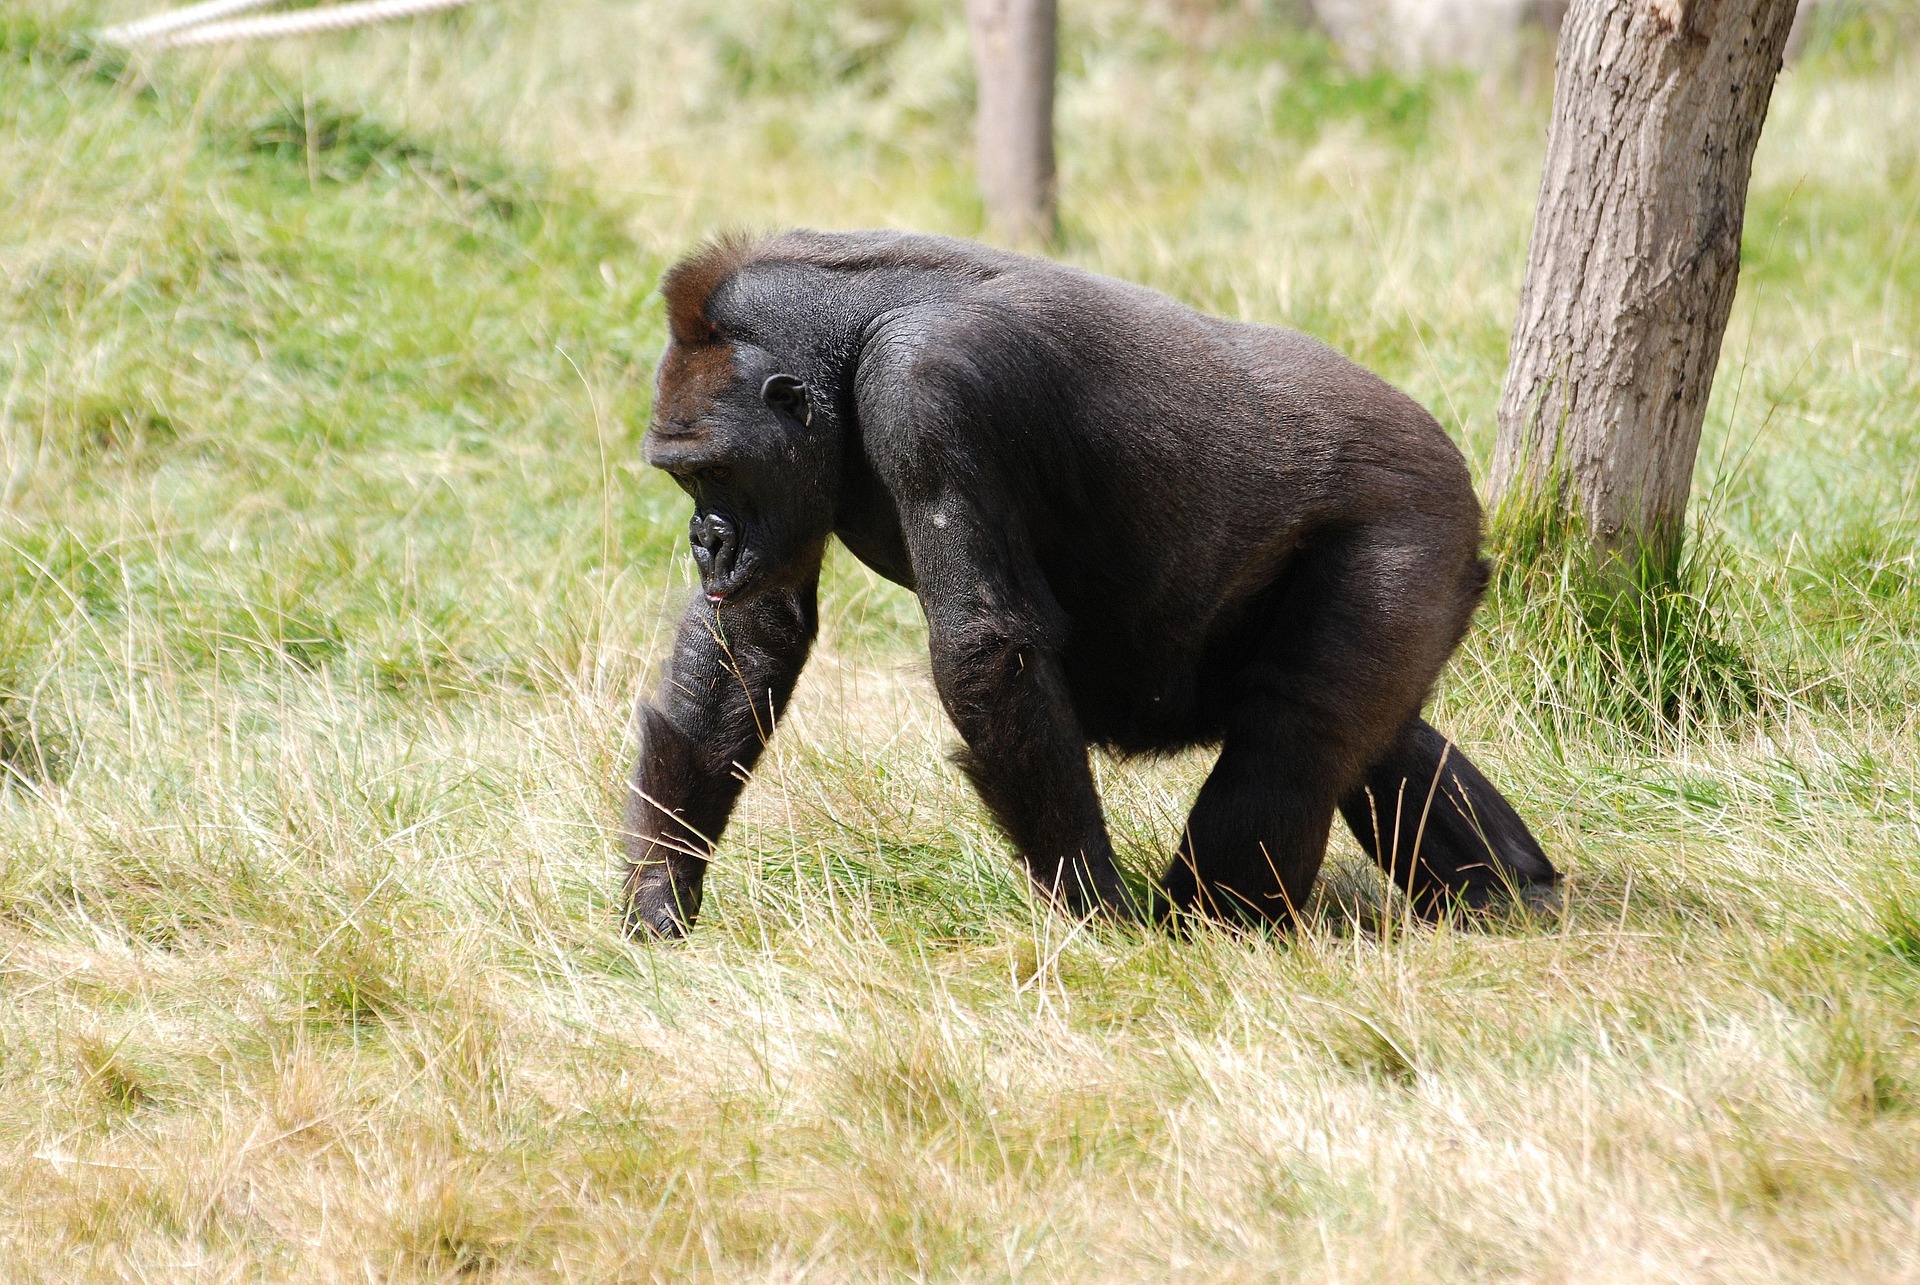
[1412,873,1563,924]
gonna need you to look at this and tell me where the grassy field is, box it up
[4,0,1920,1278]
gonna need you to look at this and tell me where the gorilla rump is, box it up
[623,230,1557,938]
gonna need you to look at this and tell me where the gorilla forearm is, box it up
[623,584,816,937]
[929,611,1126,915]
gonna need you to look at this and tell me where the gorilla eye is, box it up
[706,466,733,485]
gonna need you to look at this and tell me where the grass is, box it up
[2,0,1920,1277]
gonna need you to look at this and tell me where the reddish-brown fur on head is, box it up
[652,342,737,437]
[652,234,766,437]
[658,232,760,345]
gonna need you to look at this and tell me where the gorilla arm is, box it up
[623,579,818,937]
[906,513,1130,917]
[858,329,1129,918]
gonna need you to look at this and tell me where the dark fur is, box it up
[622,230,1557,936]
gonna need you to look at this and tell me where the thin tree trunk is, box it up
[966,0,1057,246]
[1492,0,1798,579]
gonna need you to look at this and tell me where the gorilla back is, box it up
[623,229,1557,937]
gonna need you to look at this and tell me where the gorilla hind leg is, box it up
[1339,716,1559,917]
[1152,530,1413,921]
[1160,525,1475,931]
[1160,723,1339,929]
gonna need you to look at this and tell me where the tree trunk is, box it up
[966,0,1057,246]
[1492,0,1798,579]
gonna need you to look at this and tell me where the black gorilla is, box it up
[623,230,1557,937]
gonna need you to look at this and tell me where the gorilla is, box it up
[622,230,1557,938]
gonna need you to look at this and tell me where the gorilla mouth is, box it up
[704,553,758,605]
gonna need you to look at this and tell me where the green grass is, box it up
[3,0,1920,1278]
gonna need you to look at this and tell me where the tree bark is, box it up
[1492,0,1798,578]
[966,0,1057,246]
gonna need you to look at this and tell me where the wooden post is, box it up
[966,0,1057,246]
[1492,0,1799,580]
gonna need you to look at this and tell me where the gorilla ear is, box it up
[761,374,812,427]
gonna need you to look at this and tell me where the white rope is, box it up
[100,0,481,48]
[100,0,279,45]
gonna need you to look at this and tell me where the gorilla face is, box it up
[645,340,833,605]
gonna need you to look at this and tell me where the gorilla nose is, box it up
[688,512,738,583]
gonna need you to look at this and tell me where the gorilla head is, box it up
[644,254,836,606]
